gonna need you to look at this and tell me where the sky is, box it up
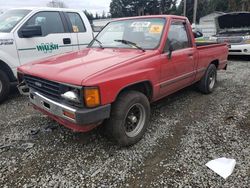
[0,0,112,14]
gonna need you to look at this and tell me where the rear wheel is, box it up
[104,91,150,146]
[198,64,217,94]
[0,70,10,103]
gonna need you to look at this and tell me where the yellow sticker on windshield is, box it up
[149,25,163,33]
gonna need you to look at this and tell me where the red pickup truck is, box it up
[18,15,228,146]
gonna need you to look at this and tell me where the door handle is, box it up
[63,38,71,44]
[188,53,193,57]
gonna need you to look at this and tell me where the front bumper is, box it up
[228,44,250,55]
[29,90,111,131]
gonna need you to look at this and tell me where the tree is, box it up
[110,0,124,18]
[95,12,100,19]
[47,0,67,8]
[228,0,250,11]
[84,10,94,22]
[109,0,178,18]
[101,11,107,19]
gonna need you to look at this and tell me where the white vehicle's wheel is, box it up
[0,70,10,103]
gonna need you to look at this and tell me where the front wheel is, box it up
[197,64,217,94]
[0,70,10,103]
[104,91,150,146]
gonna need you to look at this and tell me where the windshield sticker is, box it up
[0,39,14,45]
[149,25,163,34]
[36,43,59,53]
[130,22,151,28]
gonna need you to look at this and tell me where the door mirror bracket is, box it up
[167,43,174,59]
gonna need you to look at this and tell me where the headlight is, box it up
[84,87,100,108]
[243,35,250,40]
[243,35,250,44]
[61,90,80,103]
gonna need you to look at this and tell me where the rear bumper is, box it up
[228,44,250,55]
[29,90,111,132]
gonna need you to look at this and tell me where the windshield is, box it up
[0,9,31,33]
[89,18,166,50]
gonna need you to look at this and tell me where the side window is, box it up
[67,12,86,33]
[24,11,65,36]
[165,21,190,52]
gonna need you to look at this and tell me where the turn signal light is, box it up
[84,87,100,108]
[63,110,76,120]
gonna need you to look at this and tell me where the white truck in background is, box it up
[210,12,250,56]
[0,7,94,102]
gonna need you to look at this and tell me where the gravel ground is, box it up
[0,57,250,187]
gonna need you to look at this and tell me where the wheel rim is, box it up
[208,71,216,90]
[124,103,146,138]
[0,79,2,93]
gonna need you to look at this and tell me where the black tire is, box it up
[198,64,217,94]
[0,70,10,103]
[104,91,150,146]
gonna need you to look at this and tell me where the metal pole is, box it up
[193,0,198,24]
[184,0,187,16]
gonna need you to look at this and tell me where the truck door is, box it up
[15,11,73,65]
[65,12,93,51]
[160,19,196,95]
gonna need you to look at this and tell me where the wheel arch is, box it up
[0,60,16,82]
[115,81,153,102]
[210,59,219,69]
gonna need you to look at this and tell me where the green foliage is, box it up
[110,0,178,18]
[84,10,94,22]
[109,0,250,22]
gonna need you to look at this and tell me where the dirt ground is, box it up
[0,56,250,187]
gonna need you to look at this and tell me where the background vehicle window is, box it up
[165,21,190,52]
[67,12,86,32]
[24,12,65,36]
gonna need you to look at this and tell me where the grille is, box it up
[24,75,61,100]
[217,37,243,44]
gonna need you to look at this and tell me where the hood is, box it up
[216,12,250,34]
[19,48,148,85]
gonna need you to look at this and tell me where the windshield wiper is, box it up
[90,38,104,49]
[114,39,145,52]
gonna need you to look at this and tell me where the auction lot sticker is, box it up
[130,22,151,28]
[149,25,163,33]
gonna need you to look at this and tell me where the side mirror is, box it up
[193,31,203,38]
[20,25,42,38]
[167,43,174,59]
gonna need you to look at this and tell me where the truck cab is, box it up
[0,7,93,102]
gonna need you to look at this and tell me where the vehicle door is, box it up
[15,11,73,65]
[65,12,93,51]
[160,19,196,95]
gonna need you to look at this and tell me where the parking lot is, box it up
[0,57,249,187]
